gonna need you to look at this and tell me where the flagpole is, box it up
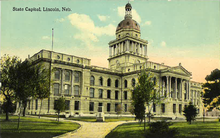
[52,28,54,51]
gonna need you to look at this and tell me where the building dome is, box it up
[116,19,140,32]
[125,3,132,9]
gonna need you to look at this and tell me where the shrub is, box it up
[145,121,179,138]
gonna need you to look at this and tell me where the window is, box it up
[74,72,80,83]
[99,103,103,106]
[64,85,70,95]
[124,80,127,88]
[115,91,119,100]
[89,102,94,111]
[57,55,60,59]
[74,85,79,96]
[54,70,60,80]
[153,103,156,112]
[107,103,111,112]
[132,78,136,87]
[65,100,70,110]
[54,84,59,95]
[67,57,70,61]
[77,59,80,63]
[115,103,118,112]
[179,104,182,114]
[125,104,127,112]
[124,91,127,100]
[75,101,79,110]
[107,78,111,87]
[173,104,176,113]
[35,99,38,110]
[65,71,70,81]
[99,89,103,98]
[115,79,119,88]
[161,103,165,113]
[90,76,95,86]
[90,88,94,98]
[99,77,103,86]
[107,90,111,99]
[153,77,156,85]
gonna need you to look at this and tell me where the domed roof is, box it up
[116,18,140,32]
[125,3,132,9]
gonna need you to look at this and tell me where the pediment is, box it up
[169,66,192,76]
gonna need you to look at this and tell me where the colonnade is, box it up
[161,76,190,101]
[109,40,147,57]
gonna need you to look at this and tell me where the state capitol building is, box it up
[26,3,203,118]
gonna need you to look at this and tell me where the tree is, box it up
[132,70,163,131]
[54,97,66,122]
[116,104,122,118]
[0,55,21,121]
[203,69,220,110]
[183,102,198,124]
[32,63,51,118]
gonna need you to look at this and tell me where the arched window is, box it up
[54,70,60,80]
[65,71,70,81]
[74,72,80,83]
[107,78,111,87]
[90,76,95,86]
[99,77,103,86]
[115,79,119,88]
[132,78,136,87]
[124,80,127,88]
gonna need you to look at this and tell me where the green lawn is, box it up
[106,121,220,138]
[0,114,80,138]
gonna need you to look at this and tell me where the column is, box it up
[195,91,197,105]
[188,81,190,100]
[169,76,171,97]
[118,43,120,54]
[180,79,182,99]
[186,81,188,100]
[109,47,111,57]
[166,76,169,98]
[113,46,115,56]
[120,42,123,53]
[144,45,147,57]
[61,69,64,95]
[162,78,164,96]
[192,90,194,104]
[126,40,129,52]
[71,70,74,96]
[175,78,177,99]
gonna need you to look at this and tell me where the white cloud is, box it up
[42,36,50,40]
[68,13,115,49]
[97,15,110,22]
[161,41,166,47]
[56,18,65,22]
[143,21,152,26]
[117,6,141,23]
[168,0,172,1]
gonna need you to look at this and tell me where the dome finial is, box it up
[125,2,132,19]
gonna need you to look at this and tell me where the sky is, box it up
[1,0,220,83]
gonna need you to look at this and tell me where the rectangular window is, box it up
[107,90,111,99]
[74,85,79,96]
[90,88,94,98]
[65,100,70,110]
[124,104,127,112]
[74,72,80,83]
[99,89,103,98]
[75,101,79,110]
[173,104,176,113]
[115,103,118,112]
[89,102,94,111]
[55,70,60,80]
[64,85,70,95]
[115,91,119,100]
[98,103,103,107]
[161,103,165,113]
[107,103,111,112]
[54,84,59,95]
[54,100,58,110]
[153,103,156,112]
[179,104,182,114]
[124,91,127,100]
[65,72,70,81]
[35,99,38,110]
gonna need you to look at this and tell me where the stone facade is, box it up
[26,3,203,118]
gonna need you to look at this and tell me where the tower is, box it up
[108,3,148,70]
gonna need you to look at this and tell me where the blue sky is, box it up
[1,0,220,82]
